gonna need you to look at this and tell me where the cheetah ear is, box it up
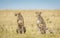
[15,13,17,16]
[35,12,38,14]
[35,12,39,17]
[39,12,42,15]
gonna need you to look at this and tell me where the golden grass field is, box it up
[0,10,60,38]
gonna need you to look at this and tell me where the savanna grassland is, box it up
[0,10,60,38]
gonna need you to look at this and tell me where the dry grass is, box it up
[0,10,60,38]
